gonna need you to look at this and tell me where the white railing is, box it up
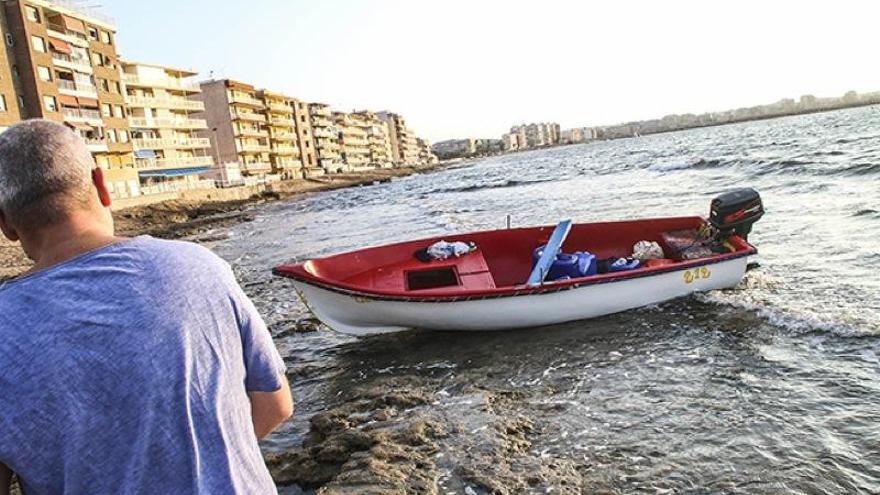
[63,108,102,121]
[135,156,214,170]
[310,106,331,117]
[126,95,203,111]
[57,79,98,94]
[141,179,216,196]
[133,137,211,149]
[123,74,200,92]
[129,117,208,129]
[52,53,92,71]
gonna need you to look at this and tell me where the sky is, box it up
[103,0,880,142]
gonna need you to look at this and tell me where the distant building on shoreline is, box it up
[502,122,560,151]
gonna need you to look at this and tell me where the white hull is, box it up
[293,256,749,335]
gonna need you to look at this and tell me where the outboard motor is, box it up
[709,188,763,241]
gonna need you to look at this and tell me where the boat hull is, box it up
[291,255,748,335]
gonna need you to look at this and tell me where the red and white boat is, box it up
[274,189,764,335]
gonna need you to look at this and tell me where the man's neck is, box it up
[24,222,121,274]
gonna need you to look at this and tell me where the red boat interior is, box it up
[275,216,755,298]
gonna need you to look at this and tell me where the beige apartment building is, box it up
[289,98,319,176]
[1,0,139,197]
[416,137,435,165]
[352,110,392,168]
[257,89,303,179]
[333,111,371,171]
[192,79,273,178]
[121,60,213,194]
[377,111,419,166]
[308,102,340,173]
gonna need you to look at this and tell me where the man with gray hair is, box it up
[0,120,293,494]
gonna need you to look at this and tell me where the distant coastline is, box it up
[433,93,880,161]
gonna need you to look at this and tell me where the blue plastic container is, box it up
[533,247,598,280]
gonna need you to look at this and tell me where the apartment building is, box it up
[376,111,419,166]
[290,98,319,176]
[121,60,213,194]
[352,110,392,168]
[416,137,435,165]
[192,79,272,178]
[2,0,138,197]
[308,102,340,173]
[0,7,22,131]
[333,111,371,171]
[257,89,302,179]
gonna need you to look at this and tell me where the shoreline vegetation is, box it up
[0,164,448,282]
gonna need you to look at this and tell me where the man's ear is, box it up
[92,168,112,208]
[0,210,19,242]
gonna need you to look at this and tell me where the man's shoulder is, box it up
[130,236,233,276]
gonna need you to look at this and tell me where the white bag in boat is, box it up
[633,240,664,260]
[426,241,474,260]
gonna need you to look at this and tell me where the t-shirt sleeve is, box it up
[231,281,287,393]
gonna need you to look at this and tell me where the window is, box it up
[99,78,109,92]
[88,27,98,41]
[37,66,51,82]
[113,81,121,94]
[25,5,40,23]
[101,103,111,117]
[118,130,128,143]
[31,35,45,53]
[107,129,117,143]
[100,30,111,44]
[43,95,57,112]
[0,95,6,112]
[91,52,102,66]
[113,105,123,118]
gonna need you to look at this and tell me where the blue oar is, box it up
[526,220,572,287]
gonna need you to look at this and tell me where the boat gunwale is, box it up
[274,235,757,303]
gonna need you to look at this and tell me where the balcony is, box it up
[85,139,108,153]
[312,127,336,138]
[271,145,300,155]
[133,137,212,150]
[46,27,89,48]
[268,116,295,127]
[129,117,208,130]
[267,101,291,113]
[241,161,272,172]
[235,126,269,138]
[63,108,103,125]
[310,105,331,117]
[270,132,296,141]
[57,79,98,98]
[230,110,267,123]
[123,73,200,92]
[229,92,264,107]
[126,95,204,111]
[237,143,271,153]
[135,155,215,171]
[52,53,92,73]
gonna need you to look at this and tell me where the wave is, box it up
[431,178,558,195]
[648,158,724,173]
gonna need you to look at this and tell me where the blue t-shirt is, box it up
[0,236,286,494]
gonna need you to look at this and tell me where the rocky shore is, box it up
[0,166,435,281]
